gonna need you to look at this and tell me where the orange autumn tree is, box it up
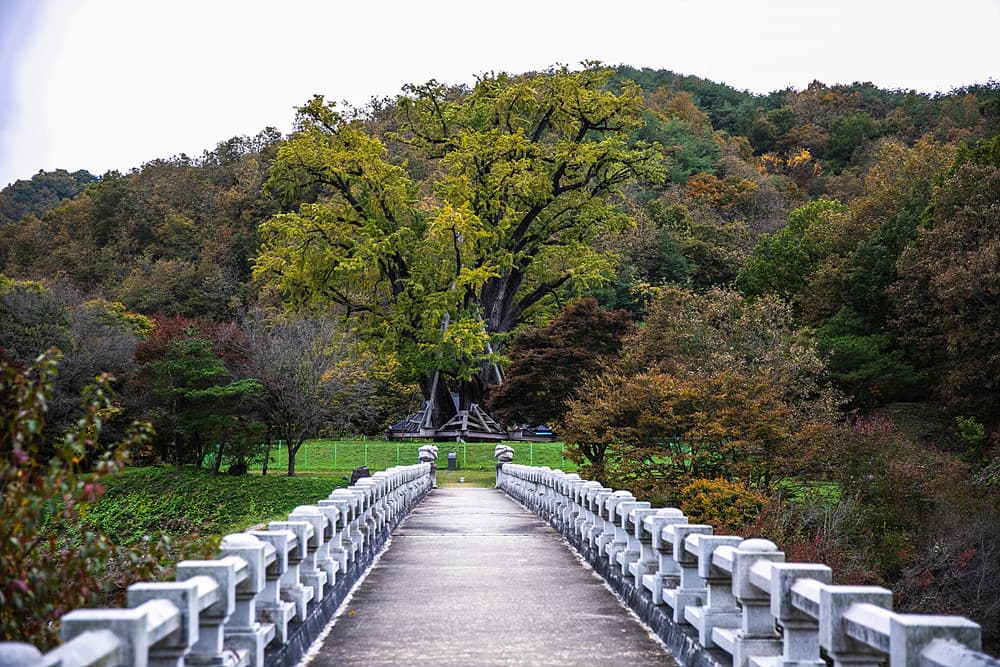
[561,287,840,501]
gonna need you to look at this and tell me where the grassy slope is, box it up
[88,465,347,547]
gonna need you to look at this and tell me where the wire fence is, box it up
[257,438,574,472]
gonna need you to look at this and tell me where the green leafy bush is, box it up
[0,351,162,648]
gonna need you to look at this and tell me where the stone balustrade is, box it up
[497,459,1000,667]
[2,459,434,667]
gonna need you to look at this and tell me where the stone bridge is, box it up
[3,447,999,667]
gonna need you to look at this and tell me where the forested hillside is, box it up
[0,168,97,225]
[2,64,999,647]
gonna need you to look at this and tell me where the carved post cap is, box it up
[0,642,43,667]
[738,538,779,552]
[494,445,514,462]
[818,585,893,654]
[667,523,713,564]
[323,497,353,523]
[629,507,659,537]
[698,535,743,579]
[604,491,635,520]
[328,489,361,512]
[656,507,685,518]
[220,533,269,595]
[288,506,327,549]
[268,521,312,562]
[40,629,121,667]
[768,563,831,621]
[176,558,245,618]
[890,614,982,667]
[646,509,688,549]
[733,539,784,599]
[249,529,295,574]
[288,505,326,550]
[60,599,180,667]
[315,502,342,533]
[127,579,202,649]
[346,486,371,509]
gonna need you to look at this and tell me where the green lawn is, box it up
[257,438,578,473]
[435,469,498,488]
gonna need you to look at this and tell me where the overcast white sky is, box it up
[1,0,998,188]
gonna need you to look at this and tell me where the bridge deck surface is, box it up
[304,487,676,666]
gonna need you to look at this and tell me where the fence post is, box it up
[364,442,369,466]
[334,442,338,469]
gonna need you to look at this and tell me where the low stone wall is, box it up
[2,459,435,667]
[498,461,1000,667]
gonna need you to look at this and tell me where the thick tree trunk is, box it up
[211,425,228,475]
[261,427,272,477]
[287,436,300,477]
[421,374,459,430]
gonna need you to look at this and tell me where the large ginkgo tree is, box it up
[254,64,659,428]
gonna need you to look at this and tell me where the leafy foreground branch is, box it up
[1,351,350,649]
[0,351,167,648]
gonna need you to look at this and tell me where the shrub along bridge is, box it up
[3,446,998,667]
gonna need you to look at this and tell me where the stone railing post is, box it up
[316,501,344,574]
[124,579,202,667]
[494,444,514,488]
[376,470,398,527]
[584,487,613,548]
[218,533,276,667]
[553,471,574,529]
[355,477,380,533]
[762,563,832,667]
[573,481,603,539]
[550,470,563,522]
[818,585,894,667]
[643,508,687,605]
[267,520,314,620]
[731,538,785,667]
[58,599,182,667]
[285,506,329,603]
[527,468,543,513]
[419,444,439,487]
[175,556,244,666]
[346,485,371,547]
[664,523,713,623]
[627,507,662,587]
[248,528,297,644]
[561,472,579,531]
[317,500,348,573]
[599,491,635,555]
[615,501,651,577]
[685,535,743,650]
[328,488,360,562]
[356,477,384,533]
[536,467,553,521]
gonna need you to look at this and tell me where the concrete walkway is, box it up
[305,488,677,667]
